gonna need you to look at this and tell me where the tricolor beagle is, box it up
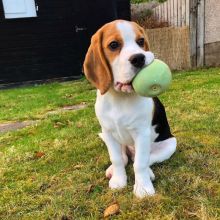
[83,20,177,198]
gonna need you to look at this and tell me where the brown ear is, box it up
[83,29,112,95]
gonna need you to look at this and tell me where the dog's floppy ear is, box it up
[83,29,112,95]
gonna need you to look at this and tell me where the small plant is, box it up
[132,9,169,29]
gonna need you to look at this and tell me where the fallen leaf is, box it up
[73,164,84,169]
[86,184,94,193]
[35,151,45,158]
[53,121,65,128]
[104,203,120,218]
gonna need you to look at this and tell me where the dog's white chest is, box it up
[95,90,154,145]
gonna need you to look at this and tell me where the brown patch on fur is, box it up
[102,24,123,64]
[131,21,150,51]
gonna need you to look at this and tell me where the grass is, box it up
[0,68,220,219]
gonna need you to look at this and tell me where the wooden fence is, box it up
[153,0,190,27]
[146,26,191,70]
[152,0,206,68]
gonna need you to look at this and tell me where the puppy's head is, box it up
[83,20,154,94]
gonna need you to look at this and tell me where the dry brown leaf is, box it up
[103,203,120,218]
[86,184,94,193]
[54,121,65,128]
[73,164,84,169]
[35,151,45,158]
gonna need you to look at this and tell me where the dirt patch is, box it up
[0,121,37,133]
[46,103,87,115]
[0,103,87,134]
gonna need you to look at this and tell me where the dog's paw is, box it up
[106,165,113,179]
[133,170,155,198]
[109,175,127,189]
[133,180,155,198]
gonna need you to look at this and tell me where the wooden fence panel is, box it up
[146,27,191,70]
[164,1,168,22]
[174,0,178,26]
[181,0,186,26]
[177,0,182,26]
[153,0,189,27]
[185,0,189,25]
[197,0,205,66]
[167,0,171,25]
[189,0,197,67]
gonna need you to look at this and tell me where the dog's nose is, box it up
[129,53,145,68]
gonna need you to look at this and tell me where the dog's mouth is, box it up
[115,81,134,93]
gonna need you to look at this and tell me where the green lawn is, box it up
[0,68,220,219]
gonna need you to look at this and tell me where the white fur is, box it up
[95,21,176,198]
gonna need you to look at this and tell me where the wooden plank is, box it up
[181,0,186,26]
[197,0,205,67]
[185,0,190,26]
[156,6,159,20]
[154,7,157,19]
[160,4,164,21]
[164,1,168,22]
[167,0,171,25]
[189,0,197,67]
[153,7,156,18]
[177,0,182,26]
[173,0,178,26]
[158,5,161,21]
[170,0,174,26]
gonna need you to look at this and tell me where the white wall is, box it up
[205,0,220,44]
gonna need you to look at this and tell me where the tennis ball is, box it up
[132,59,172,97]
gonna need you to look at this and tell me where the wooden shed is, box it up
[0,0,130,86]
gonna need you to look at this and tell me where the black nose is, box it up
[129,53,145,68]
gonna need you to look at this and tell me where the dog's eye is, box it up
[109,41,120,51]
[136,38,145,47]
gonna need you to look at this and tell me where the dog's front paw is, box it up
[133,173,155,198]
[109,175,127,189]
[133,181,155,198]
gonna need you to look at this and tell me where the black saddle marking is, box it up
[152,97,174,142]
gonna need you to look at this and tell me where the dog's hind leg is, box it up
[149,137,177,166]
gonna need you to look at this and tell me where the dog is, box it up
[83,20,177,198]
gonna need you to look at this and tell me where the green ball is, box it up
[132,59,172,97]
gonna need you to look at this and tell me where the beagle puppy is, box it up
[83,20,177,198]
